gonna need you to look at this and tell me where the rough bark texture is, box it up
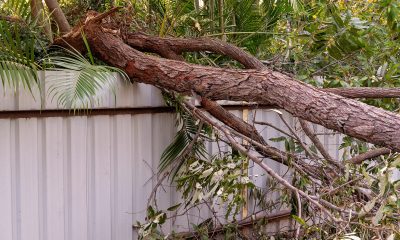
[126,29,307,169]
[125,32,400,99]
[324,87,400,98]
[131,32,327,175]
[83,25,400,151]
[125,32,265,69]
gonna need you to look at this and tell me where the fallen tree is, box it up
[58,10,400,152]
[17,3,399,238]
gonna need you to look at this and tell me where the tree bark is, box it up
[324,87,400,98]
[125,32,400,99]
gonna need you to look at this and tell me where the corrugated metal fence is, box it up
[0,73,344,240]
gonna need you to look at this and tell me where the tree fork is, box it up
[124,30,323,173]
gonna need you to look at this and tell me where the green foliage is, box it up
[0,20,39,92]
[1,0,32,20]
[159,92,210,176]
[176,154,255,219]
[135,206,167,240]
[0,0,48,91]
[0,0,128,109]
[44,47,128,108]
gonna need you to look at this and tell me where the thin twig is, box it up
[299,119,341,170]
[254,120,295,139]
[295,191,301,239]
[278,115,318,161]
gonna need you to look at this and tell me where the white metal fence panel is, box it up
[0,114,178,240]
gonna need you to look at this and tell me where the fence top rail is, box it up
[0,71,274,113]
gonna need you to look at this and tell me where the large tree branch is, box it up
[81,25,400,152]
[125,32,400,99]
[129,31,325,176]
[127,30,326,182]
[57,12,400,152]
[128,31,391,169]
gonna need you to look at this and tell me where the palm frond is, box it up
[0,20,40,92]
[1,0,31,20]
[159,93,209,176]
[44,48,129,109]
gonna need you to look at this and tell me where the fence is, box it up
[0,73,344,240]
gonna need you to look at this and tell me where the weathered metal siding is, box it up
[0,73,345,239]
[0,114,180,240]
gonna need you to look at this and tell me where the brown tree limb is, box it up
[347,148,391,164]
[125,32,400,99]
[125,29,301,169]
[57,14,400,152]
[324,87,400,99]
[125,32,264,69]
[129,30,390,172]
[123,29,391,174]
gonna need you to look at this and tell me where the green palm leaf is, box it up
[1,0,31,20]
[45,48,129,109]
[0,20,40,92]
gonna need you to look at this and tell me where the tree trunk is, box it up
[44,0,71,34]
